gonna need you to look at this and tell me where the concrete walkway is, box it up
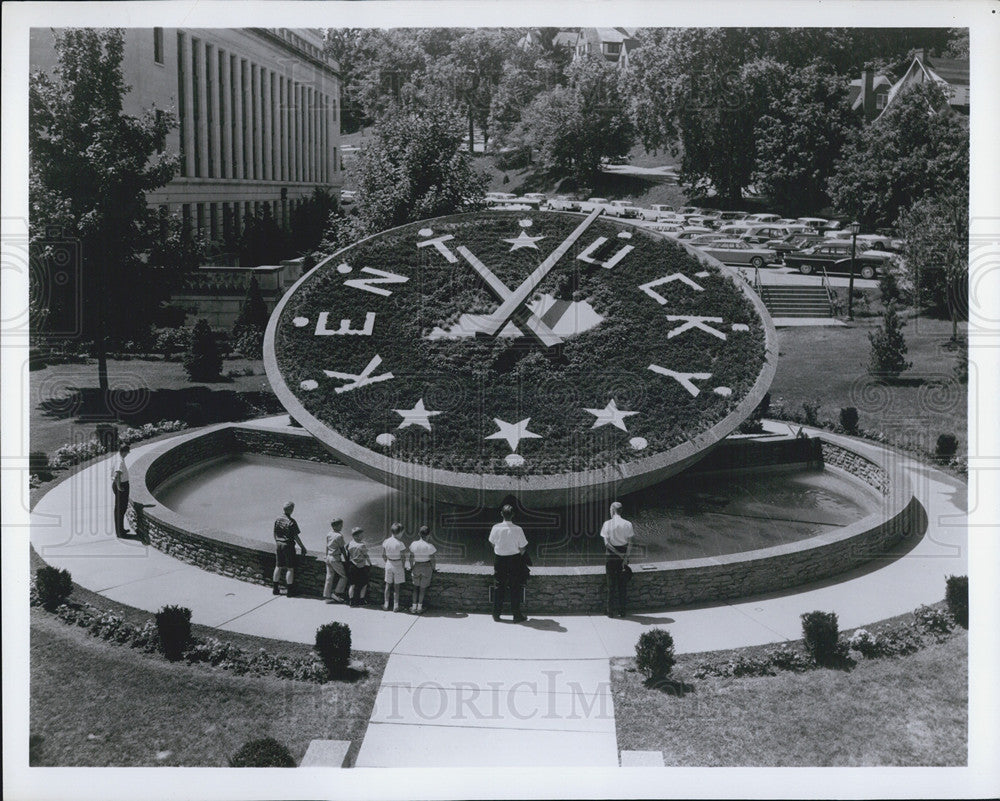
[29,422,968,766]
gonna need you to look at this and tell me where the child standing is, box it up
[407,525,437,614]
[346,527,371,607]
[381,522,408,612]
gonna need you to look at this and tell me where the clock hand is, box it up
[456,246,563,348]
[479,208,602,338]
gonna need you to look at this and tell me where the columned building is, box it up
[30,27,342,245]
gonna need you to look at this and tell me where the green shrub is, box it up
[878,269,901,305]
[183,319,222,381]
[155,605,192,661]
[868,301,912,378]
[228,737,295,767]
[315,621,352,677]
[936,433,959,459]
[801,399,821,427]
[912,604,953,636]
[839,407,859,434]
[946,575,968,628]
[634,628,676,680]
[35,566,72,611]
[801,611,840,666]
[153,325,190,360]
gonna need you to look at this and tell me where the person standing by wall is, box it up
[489,504,528,623]
[381,522,408,612]
[600,501,634,617]
[346,526,371,607]
[323,518,349,604]
[111,444,131,537]
[408,525,437,614]
[273,501,307,596]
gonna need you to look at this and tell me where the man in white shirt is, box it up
[488,504,528,622]
[111,444,131,537]
[600,501,634,618]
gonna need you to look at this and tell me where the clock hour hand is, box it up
[456,246,563,348]
[479,208,602,338]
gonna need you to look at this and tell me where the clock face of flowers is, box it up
[269,211,771,478]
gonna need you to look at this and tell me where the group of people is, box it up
[271,503,437,612]
[111,446,634,619]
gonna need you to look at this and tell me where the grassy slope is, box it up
[611,630,967,766]
[29,607,387,767]
[770,315,967,457]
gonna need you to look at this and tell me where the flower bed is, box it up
[49,420,188,469]
[272,212,769,476]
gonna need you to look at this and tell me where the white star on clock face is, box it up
[502,230,547,251]
[485,417,542,452]
[584,399,639,431]
[393,398,442,431]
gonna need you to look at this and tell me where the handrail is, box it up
[819,265,835,314]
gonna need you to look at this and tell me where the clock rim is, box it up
[263,210,779,507]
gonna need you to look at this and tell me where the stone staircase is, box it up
[758,285,834,318]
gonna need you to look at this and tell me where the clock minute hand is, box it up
[479,208,602,338]
[456,246,563,348]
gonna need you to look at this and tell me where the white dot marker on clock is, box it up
[695,271,710,278]
[418,228,434,237]
[731,323,749,332]
[519,218,533,228]
[292,316,309,327]
[505,454,526,467]
[617,231,632,239]
[336,263,352,274]
[376,433,396,447]
[300,379,318,391]
[629,437,648,451]
[714,386,732,397]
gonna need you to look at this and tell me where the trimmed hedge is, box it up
[945,575,968,628]
[635,628,676,680]
[35,566,72,611]
[155,605,192,661]
[315,622,352,678]
[229,737,295,767]
[275,212,767,475]
[801,611,840,666]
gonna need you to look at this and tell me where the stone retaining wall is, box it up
[129,424,920,614]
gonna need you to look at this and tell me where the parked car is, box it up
[637,204,676,220]
[695,239,779,268]
[521,192,548,203]
[340,189,357,206]
[783,242,885,278]
[717,211,749,222]
[678,206,702,216]
[674,227,715,240]
[763,233,827,261]
[855,233,900,252]
[494,203,533,211]
[582,197,612,212]
[744,213,782,224]
[547,195,580,211]
[741,225,793,244]
[717,222,753,236]
[644,222,686,234]
[485,192,518,206]
[687,233,730,246]
[607,200,642,218]
[796,217,829,229]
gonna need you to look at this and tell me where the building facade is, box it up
[30,27,342,244]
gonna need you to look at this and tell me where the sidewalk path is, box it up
[29,422,967,766]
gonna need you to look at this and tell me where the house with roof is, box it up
[876,50,969,119]
[547,28,638,69]
[849,70,893,121]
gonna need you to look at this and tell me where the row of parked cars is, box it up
[484,192,898,279]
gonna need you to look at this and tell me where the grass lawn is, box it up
[611,630,967,766]
[770,314,967,458]
[29,356,271,458]
[29,606,387,767]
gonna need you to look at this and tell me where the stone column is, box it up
[208,43,222,178]
[233,57,244,180]
[194,37,209,178]
[252,64,263,180]
[262,68,272,181]
[220,49,232,179]
[180,32,195,178]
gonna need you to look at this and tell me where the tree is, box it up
[183,318,222,381]
[626,29,786,202]
[868,301,912,378]
[751,64,856,214]
[354,105,487,232]
[29,29,177,394]
[238,205,288,267]
[232,275,270,358]
[896,191,969,340]
[827,82,969,229]
[287,188,338,256]
[514,56,634,184]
